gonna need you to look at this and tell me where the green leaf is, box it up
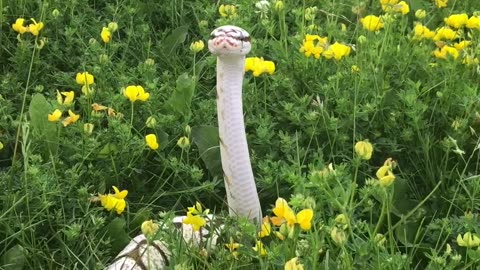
[160,25,188,56]
[395,222,420,247]
[102,217,130,253]
[191,125,222,176]
[1,244,26,270]
[97,143,118,159]
[28,93,58,155]
[165,73,195,117]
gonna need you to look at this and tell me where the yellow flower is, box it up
[183,212,206,231]
[271,198,313,231]
[187,201,209,215]
[355,140,373,160]
[296,209,313,231]
[145,134,159,150]
[177,136,190,149]
[433,0,448,8]
[26,18,44,36]
[433,45,459,60]
[225,237,241,258]
[252,241,267,256]
[433,27,457,41]
[62,110,80,127]
[92,103,108,111]
[101,27,112,43]
[457,232,480,248]
[141,220,159,238]
[12,18,28,34]
[380,0,398,4]
[48,109,62,122]
[258,217,272,238]
[123,85,150,102]
[415,9,427,19]
[190,40,205,53]
[454,40,471,50]
[382,1,409,15]
[360,15,384,32]
[444,14,468,29]
[376,163,395,187]
[57,91,75,105]
[284,257,304,270]
[99,186,128,214]
[466,16,480,29]
[76,72,95,86]
[245,57,275,76]
[219,4,237,18]
[413,23,435,40]
[322,42,351,61]
[299,35,329,59]
[463,56,479,66]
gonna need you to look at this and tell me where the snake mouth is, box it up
[208,25,252,55]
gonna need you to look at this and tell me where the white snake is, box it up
[107,25,262,269]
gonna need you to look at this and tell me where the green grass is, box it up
[1,0,480,269]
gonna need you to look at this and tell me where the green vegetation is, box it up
[1,0,480,269]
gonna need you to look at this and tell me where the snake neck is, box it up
[216,56,262,223]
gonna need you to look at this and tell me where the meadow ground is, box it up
[1,0,480,269]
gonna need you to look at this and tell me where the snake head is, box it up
[208,25,251,56]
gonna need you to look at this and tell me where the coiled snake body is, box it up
[107,25,261,269]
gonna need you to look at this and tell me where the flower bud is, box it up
[415,9,426,19]
[0,141,4,151]
[274,1,284,12]
[184,125,191,136]
[357,35,367,44]
[145,58,155,66]
[177,136,190,149]
[52,9,60,18]
[146,116,157,128]
[84,123,94,135]
[330,227,346,246]
[355,140,373,160]
[190,40,205,53]
[108,22,118,32]
[141,220,159,239]
[99,54,109,64]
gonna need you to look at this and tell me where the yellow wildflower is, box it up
[454,40,471,50]
[219,4,237,18]
[245,57,275,76]
[355,140,373,160]
[253,241,267,256]
[376,159,396,187]
[413,23,435,40]
[284,257,304,270]
[433,27,457,41]
[415,9,427,19]
[380,0,398,4]
[271,198,313,231]
[76,72,95,86]
[299,34,329,59]
[187,201,209,215]
[145,134,159,150]
[12,18,28,34]
[258,217,272,238]
[457,232,480,248]
[123,85,150,102]
[27,18,44,36]
[466,16,480,29]
[48,109,62,122]
[62,110,80,127]
[92,103,108,111]
[190,40,205,53]
[360,15,384,32]
[444,14,468,29]
[101,27,112,43]
[99,186,128,214]
[183,212,206,231]
[225,237,241,258]
[56,91,75,105]
[382,1,409,15]
[433,45,459,60]
[433,0,448,8]
[322,42,351,61]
